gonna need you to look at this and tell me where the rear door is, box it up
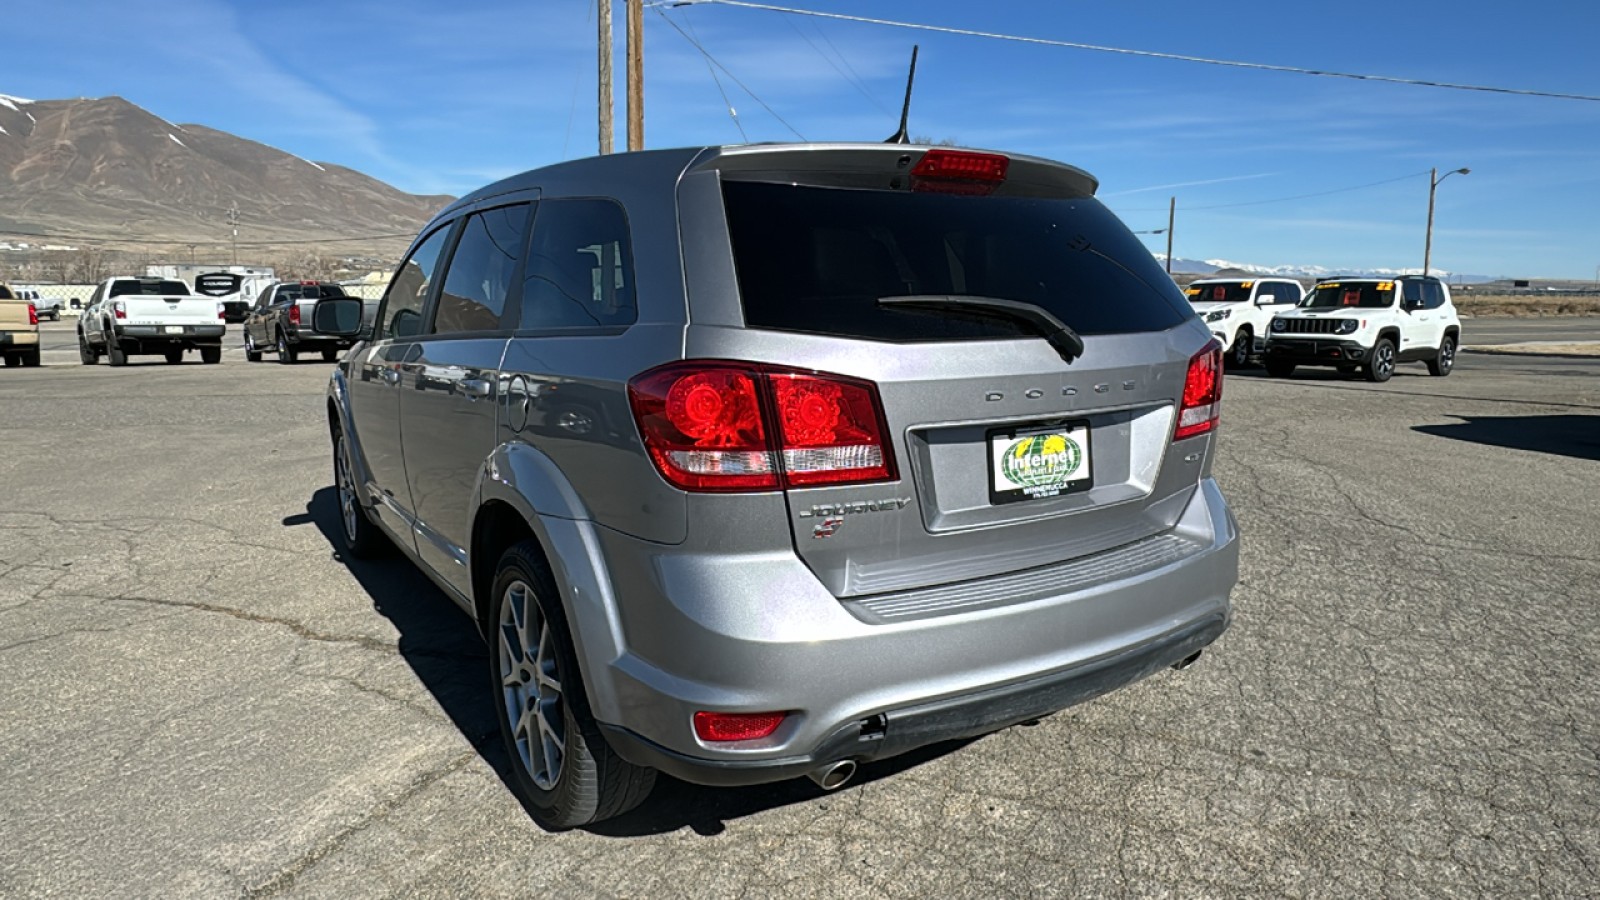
[710,152,1212,597]
[397,199,531,598]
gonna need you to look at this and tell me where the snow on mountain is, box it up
[1156,253,1494,283]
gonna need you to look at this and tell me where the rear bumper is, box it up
[285,327,353,349]
[120,324,226,341]
[1264,337,1367,366]
[579,477,1239,786]
[0,332,41,348]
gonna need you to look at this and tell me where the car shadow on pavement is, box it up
[293,487,972,837]
[1413,414,1600,461]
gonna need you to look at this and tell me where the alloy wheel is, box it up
[1375,344,1394,379]
[498,580,565,790]
[1439,339,1455,373]
[335,434,359,543]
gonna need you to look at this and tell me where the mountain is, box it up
[0,94,452,249]
[1161,254,1496,284]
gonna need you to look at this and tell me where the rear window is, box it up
[278,284,348,301]
[0,286,12,300]
[1303,282,1394,309]
[110,279,191,297]
[721,182,1190,340]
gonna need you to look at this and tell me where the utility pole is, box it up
[227,203,240,266]
[626,0,644,151]
[1424,166,1469,277]
[1165,196,1175,275]
[598,0,614,154]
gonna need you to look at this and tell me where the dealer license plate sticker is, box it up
[164,325,185,334]
[988,422,1093,505]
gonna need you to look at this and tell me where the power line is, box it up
[655,7,807,140]
[661,0,1600,103]
[681,8,749,140]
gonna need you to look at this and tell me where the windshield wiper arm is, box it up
[877,295,1085,363]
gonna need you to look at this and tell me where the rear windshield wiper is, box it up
[877,295,1085,363]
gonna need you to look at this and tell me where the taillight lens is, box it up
[289,303,301,325]
[113,301,126,320]
[27,303,37,326]
[1174,344,1223,441]
[693,711,786,742]
[628,362,897,492]
[217,303,226,320]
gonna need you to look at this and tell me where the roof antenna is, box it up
[885,45,919,144]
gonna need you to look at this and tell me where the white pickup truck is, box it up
[77,276,227,366]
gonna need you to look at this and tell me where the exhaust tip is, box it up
[1171,650,1204,671]
[807,759,857,791]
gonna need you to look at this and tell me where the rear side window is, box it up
[721,182,1190,340]
[434,203,531,334]
[519,198,636,330]
[379,226,452,340]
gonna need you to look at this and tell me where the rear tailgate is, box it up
[698,145,1214,598]
[117,294,222,328]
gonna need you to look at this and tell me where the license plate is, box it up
[164,325,185,334]
[988,421,1093,505]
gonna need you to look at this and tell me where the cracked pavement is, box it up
[1,349,1596,898]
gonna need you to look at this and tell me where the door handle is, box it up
[461,378,494,399]
[381,368,401,386]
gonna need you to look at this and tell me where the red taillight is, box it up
[218,303,226,320]
[1174,344,1224,441]
[27,303,37,326]
[910,149,1009,195]
[628,362,896,493]
[693,711,786,742]
[289,303,301,325]
[113,301,126,320]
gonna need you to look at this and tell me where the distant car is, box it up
[316,142,1239,829]
[17,289,60,321]
[242,281,358,363]
[1263,275,1461,382]
[0,282,42,367]
[1183,277,1303,368]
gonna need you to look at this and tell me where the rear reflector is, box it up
[1174,343,1223,441]
[693,711,787,742]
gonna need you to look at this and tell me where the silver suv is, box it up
[315,144,1239,828]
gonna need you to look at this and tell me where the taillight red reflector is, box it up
[113,301,126,320]
[628,362,897,493]
[289,303,301,325]
[27,304,37,326]
[1174,344,1224,441]
[693,711,786,742]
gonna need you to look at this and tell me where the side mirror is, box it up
[311,296,366,337]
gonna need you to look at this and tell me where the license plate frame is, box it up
[987,419,1093,505]
[163,325,185,335]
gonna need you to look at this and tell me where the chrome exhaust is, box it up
[807,759,857,791]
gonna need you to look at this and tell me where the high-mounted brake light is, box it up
[693,711,787,743]
[1174,344,1223,441]
[628,362,897,493]
[910,149,1009,195]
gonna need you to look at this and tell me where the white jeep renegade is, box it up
[1263,275,1461,382]
[1185,277,1305,368]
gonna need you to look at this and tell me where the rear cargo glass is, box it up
[722,182,1190,340]
[110,280,191,297]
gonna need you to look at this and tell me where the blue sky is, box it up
[4,0,1598,279]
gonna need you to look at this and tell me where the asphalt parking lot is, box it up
[2,324,1597,898]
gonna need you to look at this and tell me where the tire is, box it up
[277,331,298,365]
[1226,327,1253,368]
[322,348,339,362]
[106,337,128,367]
[1427,334,1456,377]
[331,427,387,559]
[164,348,184,365]
[1264,360,1295,378]
[22,349,40,367]
[79,335,98,365]
[244,330,263,363]
[489,541,655,829]
[200,345,222,365]
[2,355,16,367]
[1365,338,1396,383]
